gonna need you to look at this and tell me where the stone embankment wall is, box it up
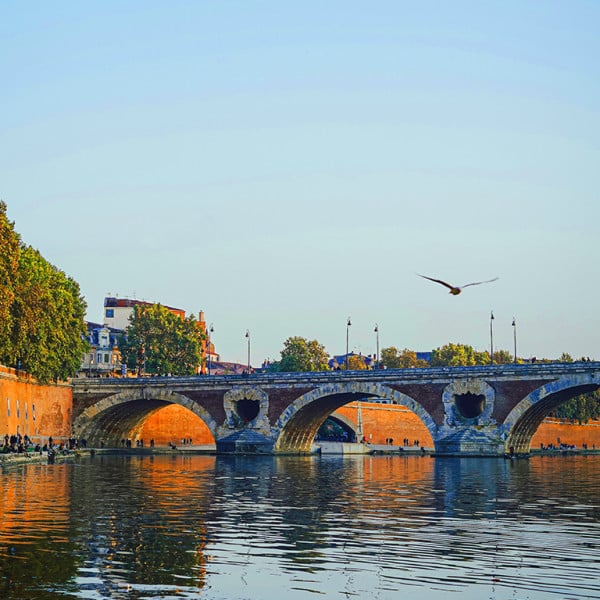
[0,365,72,442]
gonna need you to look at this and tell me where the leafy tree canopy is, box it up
[0,201,20,356]
[429,343,490,367]
[491,349,514,365]
[119,303,203,376]
[381,347,428,369]
[554,391,600,424]
[13,246,88,382]
[277,336,330,372]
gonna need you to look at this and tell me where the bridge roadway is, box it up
[71,362,600,456]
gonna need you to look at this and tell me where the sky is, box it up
[2,1,599,366]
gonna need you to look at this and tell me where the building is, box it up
[103,297,185,330]
[80,297,216,376]
[81,322,122,377]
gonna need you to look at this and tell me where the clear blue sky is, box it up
[2,1,599,365]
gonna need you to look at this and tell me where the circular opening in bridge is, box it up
[454,392,485,419]
[235,399,260,423]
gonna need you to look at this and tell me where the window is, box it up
[105,309,114,318]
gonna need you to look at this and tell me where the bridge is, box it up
[71,362,600,456]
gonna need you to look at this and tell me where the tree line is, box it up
[0,202,88,382]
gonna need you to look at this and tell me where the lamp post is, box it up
[345,317,351,370]
[88,354,94,378]
[374,323,379,369]
[356,398,364,443]
[512,317,517,364]
[245,329,251,373]
[490,311,495,365]
[207,323,214,375]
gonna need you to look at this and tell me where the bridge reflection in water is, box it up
[72,362,600,456]
[1,454,599,599]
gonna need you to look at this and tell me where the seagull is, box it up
[418,274,499,295]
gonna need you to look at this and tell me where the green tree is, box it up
[491,349,513,365]
[10,245,88,382]
[277,336,330,372]
[381,347,428,369]
[555,390,600,424]
[0,201,20,361]
[346,354,368,370]
[119,303,203,376]
[430,343,490,367]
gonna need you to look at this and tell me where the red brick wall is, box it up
[0,365,72,442]
[532,418,600,448]
[139,404,214,446]
[335,402,434,446]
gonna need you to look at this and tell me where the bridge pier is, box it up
[216,430,275,454]
[433,426,505,456]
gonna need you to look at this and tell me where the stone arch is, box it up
[273,381,436,453]
[503,373,600,453]
[74,388,219,447]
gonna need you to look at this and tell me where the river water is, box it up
[1,453,599,600]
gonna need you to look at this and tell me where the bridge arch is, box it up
[273,381,436,453]
[503,372,600,453]
[74,388,219,447]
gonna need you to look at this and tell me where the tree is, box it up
[555,390,600,424]
[0,201,20,361]
[381,347,428,369]
[347,354,368,370]
[10,245,88,382]
[491,349,513,365]
[277,336,329,372]
[119,303,203,376]
[430,343,490,367]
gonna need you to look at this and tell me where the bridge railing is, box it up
[71,361,600,388]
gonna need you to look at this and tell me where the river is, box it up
[1,453,599,599]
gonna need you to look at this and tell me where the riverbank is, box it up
[2,443,599,471]
[0,445,218,470]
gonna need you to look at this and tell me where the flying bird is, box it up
[418,274,499,295]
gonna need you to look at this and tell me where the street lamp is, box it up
[245,329,251,374]
[490,311,495,365]
[512,317,517,364]
[207,323,214,375]
[345,317,351,370]
[374,324,380,368]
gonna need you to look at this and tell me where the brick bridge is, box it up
[71,362,600,456]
